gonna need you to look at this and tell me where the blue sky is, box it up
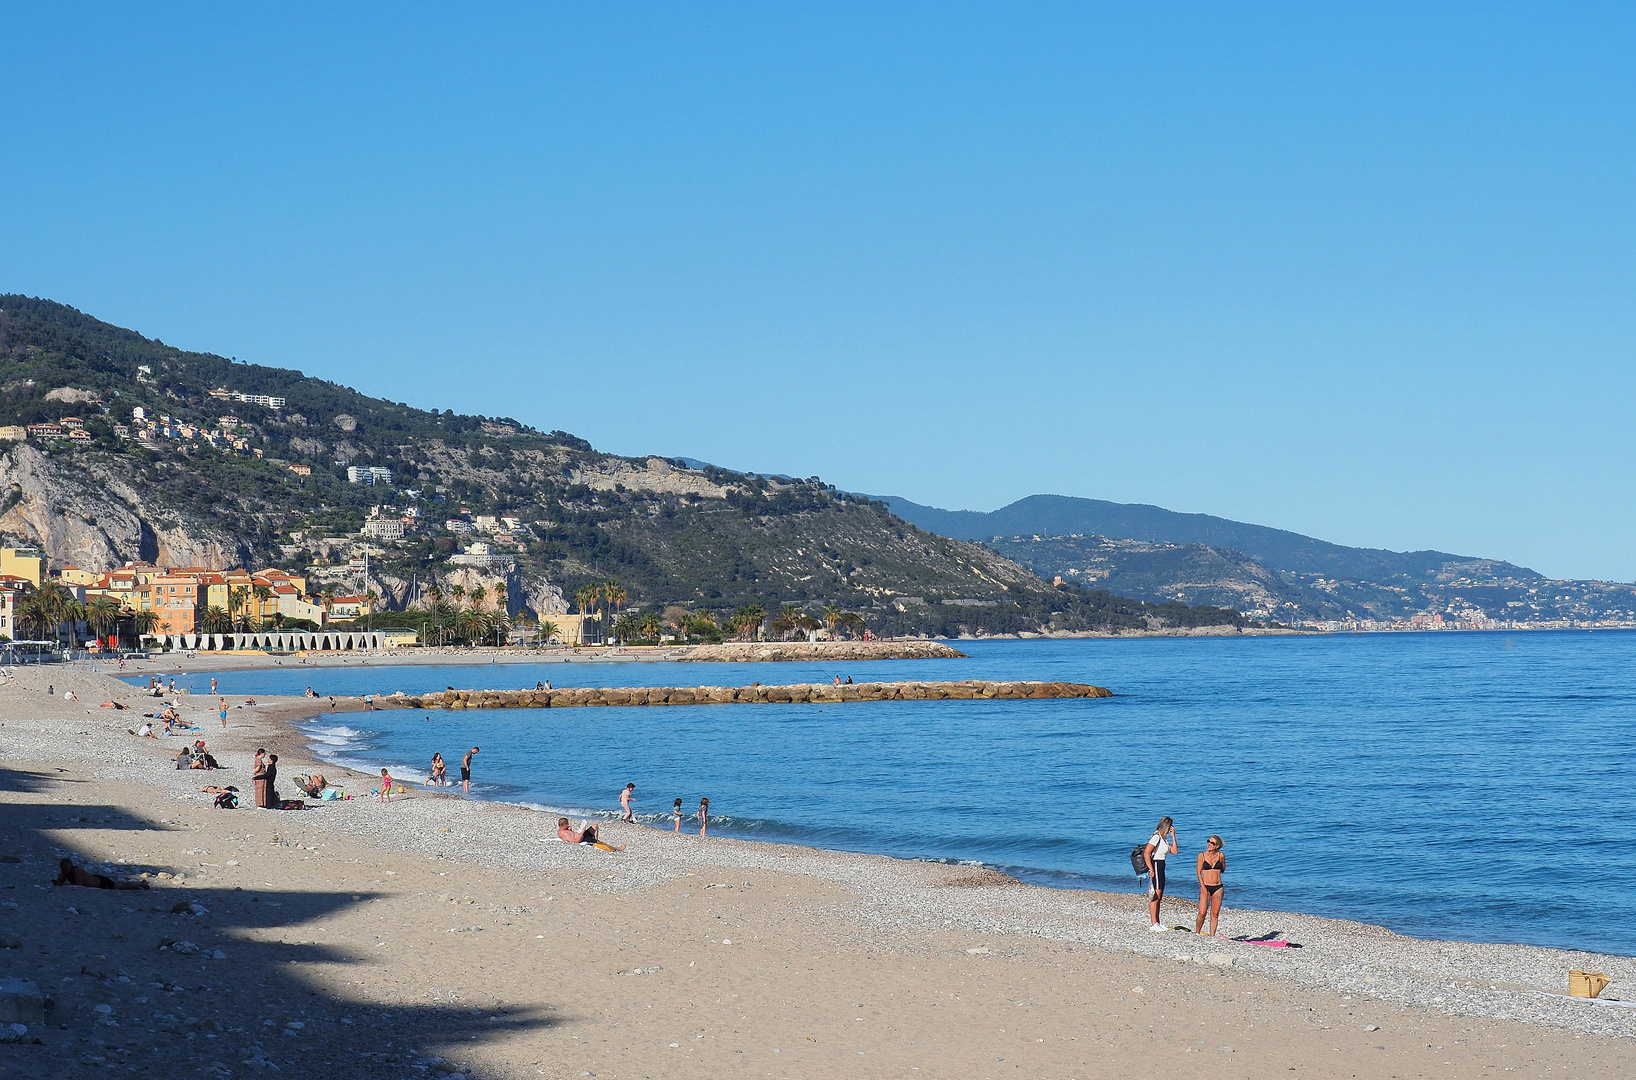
[3,4,1634,579]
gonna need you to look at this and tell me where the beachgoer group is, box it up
[1143,815,1229,935]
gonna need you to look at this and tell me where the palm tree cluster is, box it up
[573,579,627,644]
[411,580,516,647]
[14,582,83,645]
[9,584,165,650]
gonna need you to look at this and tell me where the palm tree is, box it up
[252,584,273,627]
[732,604,766,641]
[450,584,466,607]
[86,595,121,645]
[455,606,486,646]
[319,583,336,619]
[840,611,866,639]
[575,585,600,644]
[493,581,509,617]
[59,599,85,647]
[639,611,662,641]
[229,586,249,631]
[601,581,627,640]
[129,608,160,646]
[364,589,379,632]
[771,603,801,640]
[469,584,487,610]
[612,611,641,643]
[200,606,232,635]
[822,604,843,640]
[15,592,52,641]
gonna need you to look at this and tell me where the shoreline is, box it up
[4,664,1633,1078]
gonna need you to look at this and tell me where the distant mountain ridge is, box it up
[872,494,1636,626]
[872,493,1540,583]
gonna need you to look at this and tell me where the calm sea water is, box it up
[136,632,1636,956]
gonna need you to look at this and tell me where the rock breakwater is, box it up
[387,679,1110,710]
[666,640,968,661]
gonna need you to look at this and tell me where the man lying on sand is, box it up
[101,700,129,710]
[54,858,149,890]
[557,816,625,851]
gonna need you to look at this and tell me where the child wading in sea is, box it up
[697,796,709,837]
[672,798,684,833]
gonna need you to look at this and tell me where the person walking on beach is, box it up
[461,746,479,794]
[1195,835,1227,936]
[672,798,684,833]
[379,768,396,804]
[210,677,217,694]
[219,697,228,729]
[1144,816,1177,931]
[620,782,636,822]
[697,796,710,837]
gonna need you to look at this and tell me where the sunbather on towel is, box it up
[557,816,624,851]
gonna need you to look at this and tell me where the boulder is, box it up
[0,979,42,1025]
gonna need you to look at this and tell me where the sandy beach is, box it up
[2,661,1633,1080]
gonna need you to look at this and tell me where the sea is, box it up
[132,631,1636,957]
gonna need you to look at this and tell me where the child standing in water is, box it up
[697,796,709,837]
[671,798,684,833]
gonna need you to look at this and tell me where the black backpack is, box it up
[214,791,238,809]
[1130,844,1149,876]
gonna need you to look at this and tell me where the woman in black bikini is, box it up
[1195,835,1226,935]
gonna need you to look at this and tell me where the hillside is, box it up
[0,296,1245,637]
[882,495,1636,625]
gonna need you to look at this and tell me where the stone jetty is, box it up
[384,679,1110,710]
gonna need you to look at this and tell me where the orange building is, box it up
[146,575,203,635]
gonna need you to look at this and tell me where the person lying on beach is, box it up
[54,858,149,890]
[100,700,129,710]
[297,774,328,799]
[557,817,624,851]
[198,785,239,795]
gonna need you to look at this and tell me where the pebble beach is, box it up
[2,659,1633,1079]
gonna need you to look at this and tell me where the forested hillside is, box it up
[0,296,1247,636]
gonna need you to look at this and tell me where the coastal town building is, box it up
[147,574,203,635]
[361,519,406,540]
[347,465,392,485]
[448,541,515,570]
[0,426,24,441]
[209,388,286,409]
[0,549,44,587]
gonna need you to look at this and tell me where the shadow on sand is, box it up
[0,765,555,1079]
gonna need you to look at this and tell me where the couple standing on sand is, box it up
[1144,816,1228,936]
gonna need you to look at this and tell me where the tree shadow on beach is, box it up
[0,766,556,1080]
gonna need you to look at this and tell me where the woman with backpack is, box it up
[1145,816,1177,931]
